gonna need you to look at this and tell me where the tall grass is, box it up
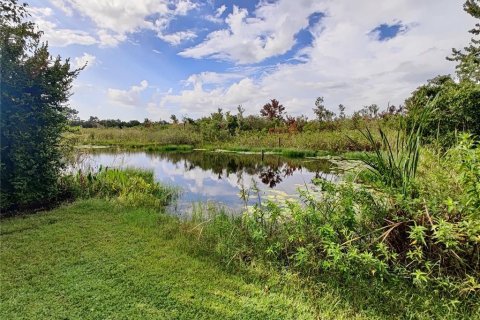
[61,167,178,209]
[75,125,392,153]
[359,108,429,195]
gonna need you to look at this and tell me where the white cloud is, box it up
[73,53,96,70]
[97,30,127,47]
[107,80,149,107]
[174,0,198,15]
[215,5,227,17]
[34,1,200,47]
[158,30,197,46]
[49,0,73,16]
[185,72,244,86]
[181,1,324,64]
[205,4,227,23]
[30,8,97,47]
[165,0,475,116]
[53,0,198,47]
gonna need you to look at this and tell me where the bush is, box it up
[405,76,480,145]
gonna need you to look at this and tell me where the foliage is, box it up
[61,167,178,209]
[447,0,480,82]
[187,136,480,316]
[76,121,393,153]
[260,99,285,121]
[358,108,429,196]
[404,1,480,146]
[70,116,142,128]
[313,97,335,122]
[405,75,480,145]
[0,0,80,211]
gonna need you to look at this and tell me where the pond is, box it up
[76,150,340,215]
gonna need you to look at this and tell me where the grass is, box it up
[74,126,389,154]
[145,144,194,152]
[1,199,387,320]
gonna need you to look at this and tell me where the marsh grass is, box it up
[62,167,179,209]
[76,126,390,154]
[358,109,429,195]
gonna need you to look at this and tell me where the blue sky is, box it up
[28,0,474,121]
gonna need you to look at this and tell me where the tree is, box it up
[405,1,480,145]
[170,114,179,124]
[447,0,480,82]
[367,104,379,118]
[260,99,285,121]
[313,97,335,122]
[143,118,152,127]
[338,104,346,119]
[236,105,245,131]
[405,75,480,144]
[1,0,81,211]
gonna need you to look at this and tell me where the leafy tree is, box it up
[143,118,152,127]
[236,105,245,131]
[313,97,335,122]
[405,75,480,143]
[406,1,480,144]
[170,114,179,124]
[260,99,285,121]
[225,112,238,135]
[338,104,346,119]
[447,0,480,82]
[1,0,81,211]
[367,104,379,118]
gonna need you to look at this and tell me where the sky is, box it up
[27,0,475,121]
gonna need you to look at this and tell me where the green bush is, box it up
[405,76,480,146]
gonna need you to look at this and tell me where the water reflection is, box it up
[76,150,339,215]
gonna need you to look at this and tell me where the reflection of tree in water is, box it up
[259,167,282,188]
[98,149,337,187]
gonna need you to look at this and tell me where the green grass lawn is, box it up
[0,199,376,320]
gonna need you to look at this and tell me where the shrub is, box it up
[405,76,480,146]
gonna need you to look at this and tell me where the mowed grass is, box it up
[0,199,375,320]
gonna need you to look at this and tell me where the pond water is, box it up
[76,150,340,215]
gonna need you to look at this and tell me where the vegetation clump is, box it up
[62,167,178,209]
[0,1,80,211]
[186,134,480,318]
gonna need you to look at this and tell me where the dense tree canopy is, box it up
[1,0,80,211]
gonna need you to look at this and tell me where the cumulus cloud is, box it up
[205,4,227,23]
[73,53,96,70]
[180,1,324,64]
[36,0,199,47]
[158,30,197,46]
[185,72,244,86]
[107,80,149,107]
[49,0,73,16]
[30,8,97,47]
[164,0,475,116]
